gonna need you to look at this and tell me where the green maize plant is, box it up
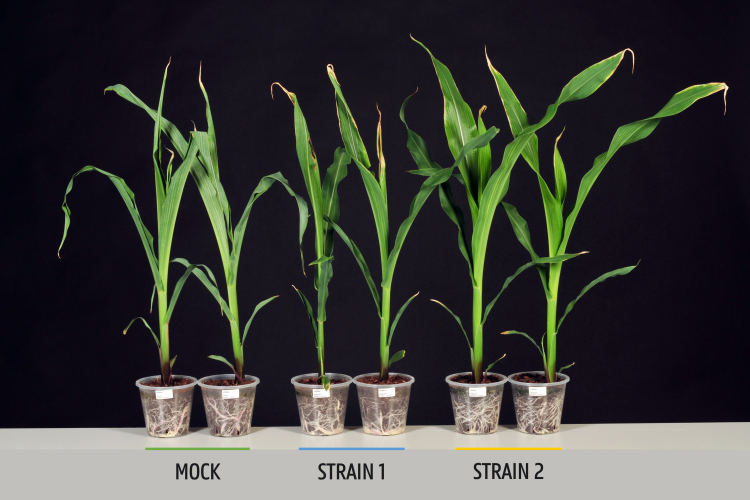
[272,82,351,391]
[490,54,728,382]
[58,60,204,386]
[321,66,497,381]
[410,38,640,384]
[105,65,309,384]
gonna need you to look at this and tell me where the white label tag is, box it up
[529,386,547,396]
[222,389,239,399]
[155,389,173,400]
[312,389,330,398]
[469,387,486,397]
[378,387,396,398]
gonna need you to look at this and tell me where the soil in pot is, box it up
[446,372,507,435]
[202,378,257,386]
[292,374,352,436]
[199,376,258,437]
[357,374,411,385]
[449,374,502,384]
[509,372,569,435]
[136,375,197,438]
[140,377,194,387]
[296,376,348,385]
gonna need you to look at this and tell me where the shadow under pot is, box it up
[508,371,570,435]
[135,375,198,438]
[198,375,259,437]
[445,372,507,435]
[291,373,352,436]
[352,373,415,436]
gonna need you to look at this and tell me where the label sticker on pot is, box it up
[312,389,330,398]
[155,389,173,400]
[469,387,486,397]
[222,389,239,399]
[378,387,396,398]
[529,386,547,396]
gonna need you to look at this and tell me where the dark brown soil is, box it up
[512,373,548,383]
[450,374,502,385]
[141,377,193,387]
[297,376,347,385]
[358,374,412,385]
[202,378,256,386]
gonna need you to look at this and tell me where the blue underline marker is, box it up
[299,447,405,451]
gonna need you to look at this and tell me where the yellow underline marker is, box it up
[456,447,562,451]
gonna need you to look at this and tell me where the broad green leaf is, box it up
[208,355,240,377]
[292,285,317,343]
[501,202,550,299]
[383,127,499,288]
[273,84,327,286]
[476,105,492,201]
[321,148,351,256]
[485,353,506,373]
[412,36,480,219]
[320,374,331,392]
[553,129,567,206]
[501,330,546,366]
[388,350,406,367]
[59,166,163,291]
[323,215,381,317]
[557,263,639,332]
[317,259,334,322]
[327,65,371,168]
[400,94,473,278]
[172,258,234,320]
[308,255,334,266]
[152,59,169,234]
[149,283,157,313]
[156,135,200,284]
[228,171,309,282]
[164,262,198,324]
[487,48,635,255]
[482,253,587,325]
[559,83,728,254]
[430,299,472,352]
[352,158,390,272]
[241,296,279,346]
[387,292,419,346]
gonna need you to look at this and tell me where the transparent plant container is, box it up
[445,372,507,435]
[291,373,352,436]
[135,375,197,438]
[353,373,414,436]
[198,374,259,437]
[508,371,570,435]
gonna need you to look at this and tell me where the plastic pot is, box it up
[198,374,259,437]
[135,375,198,438]
[291,373,352,436]
[352,373,414,436]
[508,371,570,435]
[445,372,507,435]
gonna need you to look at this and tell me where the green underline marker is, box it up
[145,447,249,450]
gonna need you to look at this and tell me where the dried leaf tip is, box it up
[623,48,635,74]
[198,61,204,90]
[326,64,340,84]
[270,82,295,104]
[578,251,590,255]
[479,105,488,118]
[191,120,197,132]
[721,83,729,115]
[500,331,510,335]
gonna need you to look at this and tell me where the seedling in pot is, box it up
[106,64,308,386]
[409,37,610,383]
[58,60,205,388]
[488,50,728,383]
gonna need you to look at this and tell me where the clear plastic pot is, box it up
[198,374,259,437]
[135,375,197,438]
[352,373,414,436]
[508,371,570,435]
[445,372,507,435]
[291,373,352,436]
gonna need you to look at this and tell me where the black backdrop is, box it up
[2,0,748,428]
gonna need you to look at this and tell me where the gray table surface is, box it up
[1,423,748,450]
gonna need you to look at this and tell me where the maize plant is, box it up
[321,66,497,381]
[273,82,351,391]
[491,53,728,382]
[105,64,308,383]
[410,38,638,383]
[58,60,203,386]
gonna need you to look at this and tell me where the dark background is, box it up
[2,0,747,428]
